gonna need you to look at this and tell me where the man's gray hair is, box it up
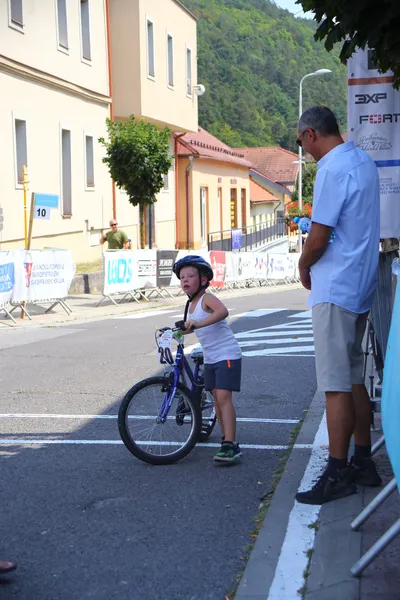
[298,106,340,137]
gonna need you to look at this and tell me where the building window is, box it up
[85,135,94,188]
[56,0,68,50]
[147,19,155,78]
[241,188,247,228]
[61,129,72,216]
[167,34,174,87]
[80,0,91,61]
[9,0,23,28]
[217,187,222,232]
[230,188,237,228]
[14,118,27,185]
[163,172,169,191]
[186,46,192,96]
[200,187,208,246]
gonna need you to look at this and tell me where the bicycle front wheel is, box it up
[118,377,201,465]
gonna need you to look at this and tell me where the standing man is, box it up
[295,106,381,505]
[100,220,129,249]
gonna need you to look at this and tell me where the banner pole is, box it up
[21,192,35,320]
[23,166,28,249]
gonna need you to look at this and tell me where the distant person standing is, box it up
[100,220,129,249]
[295,106,381,505]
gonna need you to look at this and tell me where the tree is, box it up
[286,162,316,230]
[291,162,317,206]
[298,0,400,87]
[99,116,172,248]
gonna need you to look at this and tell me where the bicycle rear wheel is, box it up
[198,390,217,442]
[118,377,201,465]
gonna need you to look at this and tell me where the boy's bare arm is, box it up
[184,294,229,332]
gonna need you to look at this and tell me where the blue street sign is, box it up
[34,194,59,209]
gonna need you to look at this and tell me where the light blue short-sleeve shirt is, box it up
[309,141,380,314]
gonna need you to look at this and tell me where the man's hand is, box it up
[299,266,311,290]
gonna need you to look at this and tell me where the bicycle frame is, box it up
[157,333,204,423]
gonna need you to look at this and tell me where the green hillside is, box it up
[181,0,347,151]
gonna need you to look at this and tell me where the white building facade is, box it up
[0,0,198,262]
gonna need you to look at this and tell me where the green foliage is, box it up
[181,0,347,150]
[99,116,172,207]
[292,162,317,204]
[298,0,400,88]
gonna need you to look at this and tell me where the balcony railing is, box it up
[208,219,286,252]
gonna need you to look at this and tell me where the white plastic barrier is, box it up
[100,250,157,305]
[0,251,15,322]
[11,249,76,317]
[97,248,301,308]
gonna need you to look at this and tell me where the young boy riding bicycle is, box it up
[172,255,242,463]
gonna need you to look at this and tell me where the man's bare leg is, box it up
[326,391,355,460]
[352,383,372,447]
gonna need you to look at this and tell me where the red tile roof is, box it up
[233,147,299,185]
[250,180,279,204]
[176,128,254,168]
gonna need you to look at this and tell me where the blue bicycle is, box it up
[118,322,217,465]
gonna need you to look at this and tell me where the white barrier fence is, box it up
[0,248,300,323]
[0,249,76,321]
[98,249,300,305]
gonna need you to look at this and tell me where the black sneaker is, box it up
[213,441,242,463]
[295,467,357,505]
[350,456,382,487]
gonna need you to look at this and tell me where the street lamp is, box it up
[297,69,332,253]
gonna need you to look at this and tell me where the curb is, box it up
[0,283,302,330]
[235,391,325,600]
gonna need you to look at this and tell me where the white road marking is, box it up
[239,337,313,347]
[243,346,315,357]
[267,412,328,600]
[116,310,175,320]
[233,309,285,318]
[0,439,312,450]
[0,414,299,424]
[235,329,312,339]
[288,310,312,319]
[267,320,312,329]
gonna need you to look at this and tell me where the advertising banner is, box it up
[0,251,14,307]
[103,250,157,295]
[156,250,179,288]
[12,249,76,302]
[231,229,242,250]
[136,250,157,289]
[267,253,289,280]
[103,251,138,295]
[348,47,400,238]
[210,251,226,288]
[253,253,268,280]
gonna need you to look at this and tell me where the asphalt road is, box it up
[0,288,316,600]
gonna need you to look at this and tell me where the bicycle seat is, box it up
[191,346,204,364]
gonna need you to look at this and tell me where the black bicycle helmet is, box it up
[172,255,214,281]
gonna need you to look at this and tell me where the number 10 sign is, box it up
[33,194,59,220]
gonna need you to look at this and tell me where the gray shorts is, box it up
[204,359,242,392]
[312,303,368,392]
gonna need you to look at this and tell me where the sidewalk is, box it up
[0,283,301,329]
[304,424,399,600]
[236,391,399,600]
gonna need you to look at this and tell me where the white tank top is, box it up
[189,294,242,364]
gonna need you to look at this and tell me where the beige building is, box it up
[176,128,253,250]
[0,0,198,262]
[109,0,198,250]
[249,171,290,226]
